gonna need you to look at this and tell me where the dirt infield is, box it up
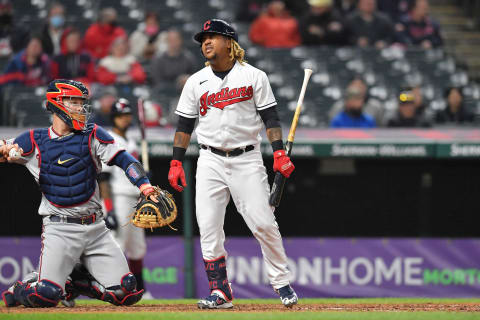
[1,303,480,313]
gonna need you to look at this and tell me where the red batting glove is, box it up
[168,160,187,192]
[273,150,295,178]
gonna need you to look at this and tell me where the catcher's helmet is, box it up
[46,79,91,131]
[194,19,238,43]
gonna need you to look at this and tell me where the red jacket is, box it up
[82,23,127,60]
[249,13,301,48]
[96,62,146,85]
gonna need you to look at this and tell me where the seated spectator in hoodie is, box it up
[299,0,347,46]
[83,7,127,60]
[387,89,431,127]
[51,28,95,85]
[129,12,167,62]
[249,0,301,48]
[96,37,146,85]
[435,87,474,125]
[151,29,196,86]
[40,2,66,56]
[330,85,376,128]
[377,0,412,22]
[345,0,394,49]
[395,0,442,49]
[0,35,50,86]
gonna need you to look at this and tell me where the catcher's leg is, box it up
[2,272,38,307]
[82,223,143,306]
[229,150,297,307]
[195,151,233,309]
[5,278,63,308]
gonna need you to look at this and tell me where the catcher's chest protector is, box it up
[33,126,97,207]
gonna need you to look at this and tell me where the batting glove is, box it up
[168,160,187,192]
[273,150,295,178]
[105,211,118,230]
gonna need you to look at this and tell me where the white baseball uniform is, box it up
[102,131,146,260]
[176,61,291,289]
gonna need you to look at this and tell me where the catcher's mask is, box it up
[46,79,91,131]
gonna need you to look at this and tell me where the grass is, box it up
[1,298,479,320]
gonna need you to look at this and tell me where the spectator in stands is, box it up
[435,87,474,125]
[377,0,412,22]
[299,0,347,46]
[330,84,376,128]
[96,37,146,85]
[83,7,127,60]
[51,28,95,85]
[40,2,66,56]
[89,86,117,126]
[129,12,167,62]
[345,0,395,49]
[0,35,50,87]
[387,88,431,127]
[329,78,384,125]
[236,0,269,22]
[0,0,29,57]
[151,29,196,86]
[249,0,301,48]
[395,0,443,49]
[334,0,357,17]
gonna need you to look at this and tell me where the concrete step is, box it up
[430,5,464,16]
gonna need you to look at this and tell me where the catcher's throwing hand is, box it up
[133,185,178,231]
[168,160,187,192]
[273,150,295,178]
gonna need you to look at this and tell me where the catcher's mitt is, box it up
[132,186,177,231]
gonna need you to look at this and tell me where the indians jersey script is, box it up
[175,61,277,149]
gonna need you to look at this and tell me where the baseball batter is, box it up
[98,98,147,293]
[168,19,298,309]
[0,79,159,308]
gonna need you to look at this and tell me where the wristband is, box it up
[140,183,154,196]
[271,140,284,152]
[173,146,187,162]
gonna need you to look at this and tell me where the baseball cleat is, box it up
[276,285,298,308]
[197,293,233,309]
[61,298,75,308]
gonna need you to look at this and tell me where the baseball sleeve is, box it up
[254,71,277,111]
[175,77,199,119]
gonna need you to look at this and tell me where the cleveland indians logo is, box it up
[199,86,253,116]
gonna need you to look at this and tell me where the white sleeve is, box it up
[175,76,199,118]
[254,71,277,110]
[93,138,125,167]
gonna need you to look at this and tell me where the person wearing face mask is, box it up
[128,12,167,62]
[41,2,66,56]
[83,7,127,60]
[330,84,376,128]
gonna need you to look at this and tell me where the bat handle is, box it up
[269,172,287,207]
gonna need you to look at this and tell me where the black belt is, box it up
[200,144,254,157]
[49,214,97,225]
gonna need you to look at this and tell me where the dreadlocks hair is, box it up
[205,38,247,66]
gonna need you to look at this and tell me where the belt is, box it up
[49,214,97,225]
[200,144,254,157]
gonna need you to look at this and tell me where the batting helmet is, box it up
[111,98,132,117]
[46,79,91,131]
[194,19,238,43]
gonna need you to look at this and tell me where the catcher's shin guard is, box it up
[14,279,63,308]
[204,256,233,302]
[102,273,144,306]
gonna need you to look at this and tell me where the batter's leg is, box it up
[228,151,292,289]
[195,151,233,308]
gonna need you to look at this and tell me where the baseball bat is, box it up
[269,68,313,207]
[137,98,150,173]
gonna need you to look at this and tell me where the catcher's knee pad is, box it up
[204,256,233,301]
[102,273,144,306]
[14,279,62,308]
[67,263,104,300]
